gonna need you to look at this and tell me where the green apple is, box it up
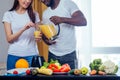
[81,67,88,75]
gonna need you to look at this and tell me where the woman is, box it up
[2,0,41,70]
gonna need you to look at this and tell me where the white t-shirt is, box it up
[42,0,79,56]
[2,10,40,56]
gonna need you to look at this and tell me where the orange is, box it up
[15,58,29,68]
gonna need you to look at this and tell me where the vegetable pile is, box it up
[42,59,71,73]
[89,58,118,75]
[99,60,118,75]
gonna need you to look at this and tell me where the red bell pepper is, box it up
[59,63,71,72]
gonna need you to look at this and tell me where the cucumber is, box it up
[69,69,75,75]
[31,69,38,76]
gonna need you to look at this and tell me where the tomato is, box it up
[53,68,60,72]
[48,64,58,69]
[13,70,18,74]
[48,63,61,72]
[26,69,31,75]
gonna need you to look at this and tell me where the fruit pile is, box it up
[11,59,71,76]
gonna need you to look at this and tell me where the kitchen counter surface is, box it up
[0,62,120,80]
[0,74,120,80]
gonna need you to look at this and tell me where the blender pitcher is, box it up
[39,23,60,41]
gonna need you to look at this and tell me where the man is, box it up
[40,0,87,69]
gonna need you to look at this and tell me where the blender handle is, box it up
[51,24,60,41]
[56,24,60,36]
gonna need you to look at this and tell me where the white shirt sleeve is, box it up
[34,11,40,23]
[65,0,80,15]
[2,11,11,23]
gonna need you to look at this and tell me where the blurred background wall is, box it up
[0,0,14,63]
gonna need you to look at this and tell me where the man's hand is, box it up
[50,16,62,25]
[42,34,56,45]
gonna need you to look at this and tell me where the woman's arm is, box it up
[3,21,35,43]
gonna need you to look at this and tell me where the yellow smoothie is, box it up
[39,24,57,39]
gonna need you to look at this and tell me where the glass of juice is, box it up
[34,24,41,39]
[34,30,41,39]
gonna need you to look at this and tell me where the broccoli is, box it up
[89,58,102,72]
[93,58,102,64]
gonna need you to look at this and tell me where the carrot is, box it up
[90,70,97,75]
[98,71,106,75]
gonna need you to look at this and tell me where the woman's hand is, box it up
[22,21,36,31]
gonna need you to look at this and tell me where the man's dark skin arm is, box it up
[50,10,87,26]
[43,10,87,45]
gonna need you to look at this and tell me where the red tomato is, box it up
[26,69,31,75]
[53,68,60,72]
[13,70,18,74]
[48,64,59,71]
[48,64,58,69]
